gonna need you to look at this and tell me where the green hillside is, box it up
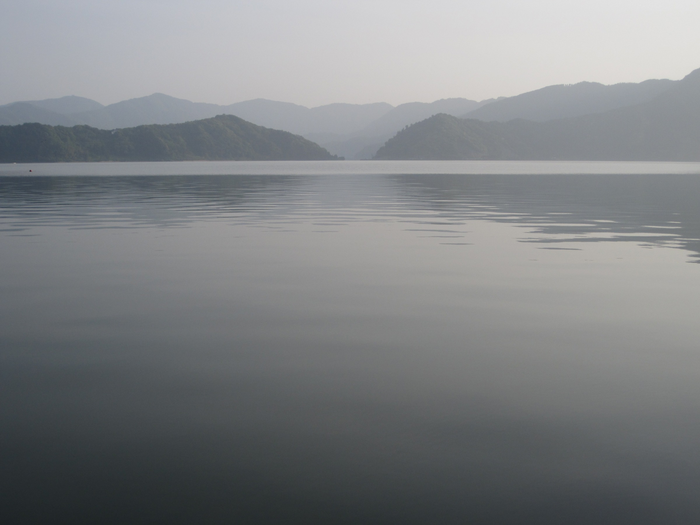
[0,114,338,162]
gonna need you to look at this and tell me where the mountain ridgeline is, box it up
[0,115,338,162]
[0,95,488,159]
[460,79,676,122]
[376,68,700,161]
[2,66,699,162]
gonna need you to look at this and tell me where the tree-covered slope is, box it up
[0,114,338,162]
[375,68,700,161]
[372,114,510,160]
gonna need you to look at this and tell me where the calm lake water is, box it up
[2,161,700,524]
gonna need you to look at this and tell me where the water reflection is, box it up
[391,174,700,262]
[2,173,700,261]
[2,172,700,524]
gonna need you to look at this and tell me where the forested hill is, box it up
[375,68,700,161]
[0,114,339,162]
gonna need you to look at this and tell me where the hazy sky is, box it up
[2,0,699,107]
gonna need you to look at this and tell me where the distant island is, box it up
[0,115,339,162]
[375,68,700,161]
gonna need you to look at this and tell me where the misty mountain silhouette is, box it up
[225,99,393,136]
[375,67,700,161]
[1,68,695,161]
[314,98,488,159]
[0,102,79,127]
[462,79,675,122]
[0,94,394,137]
[26,96,105,115]
[0,94,395,156]
[73,93,222,129]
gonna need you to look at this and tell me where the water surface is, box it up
[2,161,700,524]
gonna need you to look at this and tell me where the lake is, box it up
[2,161,700,524]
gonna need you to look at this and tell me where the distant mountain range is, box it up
[1,67,695,162]
[460,78,675,122]
[375,68,700,161]
[0,94,489,159]
[0,115,337,162]
[310,98,490,159]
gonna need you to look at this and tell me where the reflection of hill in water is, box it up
[0,175,309,230]
[2,173,700,262]
[391,174,700,262]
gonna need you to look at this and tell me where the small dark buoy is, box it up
[29,169,32,172]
